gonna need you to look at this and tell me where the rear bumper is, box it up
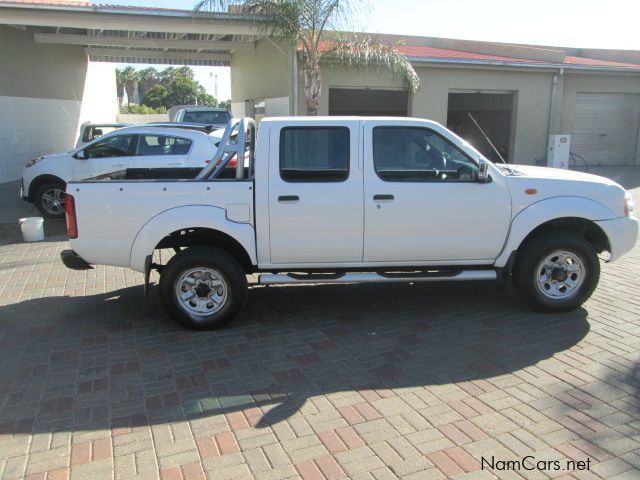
[61,250,93,270]
[595,217,639,262]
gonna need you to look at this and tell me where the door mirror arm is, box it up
[74,150,87,160]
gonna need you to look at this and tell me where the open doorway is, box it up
[447,91,515,163]
[329,88,408,116]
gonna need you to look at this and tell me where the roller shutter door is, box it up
[571,93,640,165]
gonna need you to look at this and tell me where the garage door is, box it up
[572,93,640,165]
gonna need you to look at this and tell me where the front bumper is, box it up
[19,183,29,201]
[61,250,93,270]
[595,216,639,262]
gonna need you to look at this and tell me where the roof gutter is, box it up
[408,56,640,73]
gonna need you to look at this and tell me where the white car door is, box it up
[267,120,364,264]
[73,133,136,180]
[363,121,512,263]
[128,134,193,172]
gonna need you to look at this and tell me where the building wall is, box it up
[412,66,554,165]
[298,66,404,116]
[0,26,117,183]
[559,72,640,164]
[300,64,553,165]
[230,39,292,113]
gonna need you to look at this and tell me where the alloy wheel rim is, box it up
[41,188,65,215]
[535,250,585,300]
[175,267,228,317]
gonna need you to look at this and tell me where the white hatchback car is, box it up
[22,126,223,218]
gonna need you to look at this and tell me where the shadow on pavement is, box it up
[0,220,67,247]
[0,280,590,435]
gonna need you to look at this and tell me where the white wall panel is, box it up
[0,95,81,183]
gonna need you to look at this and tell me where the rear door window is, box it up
[279,127,350,182]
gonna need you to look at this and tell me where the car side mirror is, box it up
[477,159,490,182]
[75,150,87,160]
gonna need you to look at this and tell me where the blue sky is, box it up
[112,0,640,100]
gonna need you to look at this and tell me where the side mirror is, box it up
[75,150,87,160]
[477,159,490,182]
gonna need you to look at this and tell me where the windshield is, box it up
[182,110,231,125]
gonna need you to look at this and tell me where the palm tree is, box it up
[120,66,140,106]
[115,68,126,107]
[137,67,159,102]
[193,0,420,115]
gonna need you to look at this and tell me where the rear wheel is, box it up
[159,247,247,330]
[34,181,66,219]
[514,231,600,312]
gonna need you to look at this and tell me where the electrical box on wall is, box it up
[547,135,571,169]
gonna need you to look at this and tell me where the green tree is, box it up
[159,66,195,87]
[143,84,169,109]
[219,99,232,110]
[194,0,419,115]
[138,67,160,102]
[197,92,217,107]
[166,77,209,106]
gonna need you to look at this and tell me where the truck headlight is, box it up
[25,156,44,167]
[624,192,635,217]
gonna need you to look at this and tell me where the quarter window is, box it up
[136,135,192,156]
[280,127,350,182]
[373,127,479,182]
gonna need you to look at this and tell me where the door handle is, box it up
[373,194,394,201]
[278,195,299,203]
[111,164,126,168]
[168,163,181,166]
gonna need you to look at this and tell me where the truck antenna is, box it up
[467,113,508,165]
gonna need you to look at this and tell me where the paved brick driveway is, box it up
[0,168,639,480]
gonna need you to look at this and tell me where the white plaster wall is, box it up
[0,61,118,184]
[0,95,81,183]
[78,62,118,128]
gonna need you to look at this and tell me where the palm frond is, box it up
[321,36,420,93]
[194,0,301,45]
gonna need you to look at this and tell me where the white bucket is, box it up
[19,217,45,242]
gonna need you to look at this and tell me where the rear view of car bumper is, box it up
[61,250,93,270]
[595,217,639,262]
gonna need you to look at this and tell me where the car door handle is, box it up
[373,194,394,201]
[278,195,299,203]
[111,164,126,168]
[168,162,181,166]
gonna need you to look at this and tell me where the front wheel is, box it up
[34,181,66,219]
[514,231,600,312]
[159,247,248,330]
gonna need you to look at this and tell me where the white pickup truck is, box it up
[61,117,638,330]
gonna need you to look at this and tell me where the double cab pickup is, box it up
[61,117,638,329]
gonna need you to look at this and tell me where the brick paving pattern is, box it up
[0,169,639,479]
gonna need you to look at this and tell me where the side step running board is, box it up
[258,270,497,286]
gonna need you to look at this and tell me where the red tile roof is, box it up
[314,40,640,70]
[563,55,640,68]
[396,45,547,65]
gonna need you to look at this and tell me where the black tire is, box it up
[34,181,66,219]
[514,230,600,312]
[159,246,247,330]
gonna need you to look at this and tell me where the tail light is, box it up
[65,194,78,239]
